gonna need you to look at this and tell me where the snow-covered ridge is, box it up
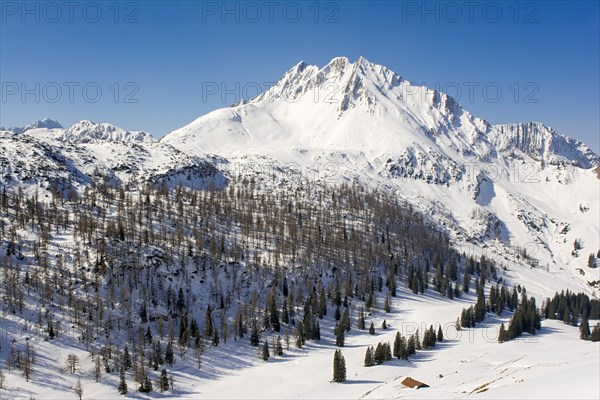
[0,117,63,133]
[491,122,599,168]
[2,119,155,144]
[62,120,155,143]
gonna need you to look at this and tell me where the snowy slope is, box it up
[3,287,597,400]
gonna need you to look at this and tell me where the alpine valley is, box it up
[1,57,598,399]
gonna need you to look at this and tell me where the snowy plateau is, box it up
[0,56,598,399]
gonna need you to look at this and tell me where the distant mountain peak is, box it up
[62,120,155,144]
[27,118,64,130]
[1,118,64,133]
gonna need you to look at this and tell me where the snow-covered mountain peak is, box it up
[62,120,155,144]
[0,117,64,133]
[490,122,599,168]
[251,56,401,108]
[23,117,64,131]
[164,56,495,164]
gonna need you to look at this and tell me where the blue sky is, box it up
[1,1,598,152]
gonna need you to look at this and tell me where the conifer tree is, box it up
[383,342,392,362]
[374,342,384,365]
[498,323,508,343]
[118,367,128,395]
[369,322,375,335]
[407,335,416,356]
[341,308,351,332]
[437,325,444,342]
[138,374,153,392]
[590,323,600,342]
[165,341,174,366]
[384,293,391,313]
[250,319,260,346]
[580,311,590,340]
[335,323,345,347]
[275,336,284,356]
[262,340,270,361]
[332,350,346,382]
[364,346,374,367]
[399,336,408,360]
[123,346,132,370]
[393,332,401,358]
[204,305,213,339]
[358,307,366,330]
[159,369,169,393]
[463,271,470,293]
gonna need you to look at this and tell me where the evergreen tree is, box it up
[358,306,366,330]
[384,293,391,313]
[393,332,401,358]
[165,341,174,366]
[282,299,290,324]
[204,305,213,339]
[590,323,600,342]
[154,341,163,366]
[296,320,306,347]
[332,350,346,382]
[341,308,351,332]
[364,346,374,367]
[275,336,284,356]
[262,340,270,361]
[335,324,345,347]
[383,342,392,362]
[369,322,375,335]
[437,325,444,342]
[463,271,470,293]
[398,336,408,360]
[176,288,186,314]
[373,343,384,365]
[407,335,416,356]
[580,311,590,340]
[250,319,260,346]
[159,369,169,393]
[145,326,153,345]
[123,346,132,370]
[267,291,281,332]
[118,367,128,395]
[138,374,153,393]
[498,323,508,343]
[140,303,148,323]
